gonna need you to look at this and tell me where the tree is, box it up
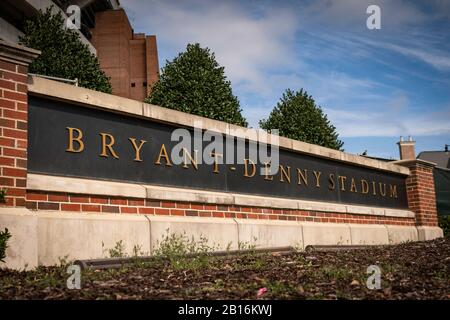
[146,43,247,127]
[19,7,112,93]
[259,89,344,150]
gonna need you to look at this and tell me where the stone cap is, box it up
[0,40,41,66]
[392,159,437,168]
[28,75,410,176]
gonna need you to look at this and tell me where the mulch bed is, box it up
[1,237,449,300]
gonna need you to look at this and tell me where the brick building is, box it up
[90,9,159,101]
[0,0,159,101]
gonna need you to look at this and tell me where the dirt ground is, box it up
[1,237,449,300]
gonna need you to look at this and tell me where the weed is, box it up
[0,189,6,203]
[263,280,297,297]
[237,236,258,252]
[154,230,218,270]
[321,266,352,281]
[102,240,127,258]
[0,228,12,263]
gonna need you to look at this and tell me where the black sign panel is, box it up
[28,96,408,209]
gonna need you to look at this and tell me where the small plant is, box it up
[0,228,12,263]
[132,244,145,257]
[438,215,450,236]
[108,240,126,258]
[237,236,258,252]
[57,255,71,268]
[225,242,233,252]
[0,189,6,203]
[321,266,352,281]
[154,230,217,270]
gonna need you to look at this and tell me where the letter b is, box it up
[66,127,84,153]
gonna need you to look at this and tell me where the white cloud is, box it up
[326,100,450,138]
[345,34,450,71]
[121,0,450,141]
[297,0,429,31]
[122,0,299,94]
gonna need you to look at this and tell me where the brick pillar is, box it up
[400,159,438,227]
[0,40,40,207]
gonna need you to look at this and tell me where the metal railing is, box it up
[29,73,78,86]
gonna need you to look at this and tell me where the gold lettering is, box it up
[379,182,387,196]
[372,181,377,195]
[128,138,146,162]
[244,159,256,178]
[350,178,358,193]
[155,144,172,166]
[328,173,335,190]
[279,165,291,183]
[361,179,369,194]
[313,171,322,187]
[263,162,273,181]
[66,127,84,153]
[182,148,198,170]
[389,184,398,198]
[210,152,223,174]
[297,168,308,185]
[338,175,347,191]
[99,133,119,159]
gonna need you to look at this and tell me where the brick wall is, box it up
[0,40,439,231]
[404,161,439,226]
[0,55,33,206]
[25,190,415,226]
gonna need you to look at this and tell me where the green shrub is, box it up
[0,228,12,263]
[260,89,343,150]
[438,215,450,236]
[146,43,247,126]
[19,7,112,93]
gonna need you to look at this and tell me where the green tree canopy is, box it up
[19,7,112,93]
[146,43,247,126]
[259,89,344,150]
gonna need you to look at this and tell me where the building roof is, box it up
[417,150,450,169]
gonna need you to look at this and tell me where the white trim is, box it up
[27,173,415,218]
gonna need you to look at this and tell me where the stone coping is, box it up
[392,159,437,168]
[27,173,415,219]
[27,76,409,176]
[0,40,41,65]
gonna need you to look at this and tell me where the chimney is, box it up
[397,136,416,160]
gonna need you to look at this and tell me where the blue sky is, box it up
[122,0,450,159]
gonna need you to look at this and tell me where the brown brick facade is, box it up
[24,190,416,226]
[0,43,38,207]
[90,9,159,101]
